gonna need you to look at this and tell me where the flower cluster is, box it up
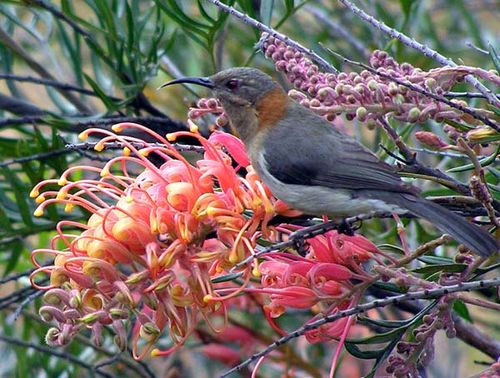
[30,122,295,358]
[258,229,379,342]
[260,34,497,127]
[31,122,380,360]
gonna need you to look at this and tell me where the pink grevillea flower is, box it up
[257,229,379,342]
[30,122,296,359]
[306,230,379,270]
[259,255,352,315]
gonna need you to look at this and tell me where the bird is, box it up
[161,67,498,257]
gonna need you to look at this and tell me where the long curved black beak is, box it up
[158,76,214,90]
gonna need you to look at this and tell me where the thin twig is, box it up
[205,0,338,73]
[376,117,479,199]
[0,73,121,100]
[338,0,500,108]
[410,148,472,158]
[458,138,500,227]
[466,42,489,55]
[0,334,114,378]
[0,141,204,168]
[0,267,37,285]
[0,93,45,116]
[0,115,186,133]
[0,148,70,168]
[221,277,500,377]
[65,141,204,154]
[6,290,44,323]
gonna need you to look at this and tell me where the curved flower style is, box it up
[30,123,295,359]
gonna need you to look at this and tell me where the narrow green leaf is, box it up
[447,145,499,172]
[453,300,472,323]
[344,342,383,359]
[260,0,275,25]
[211,272,244,283]
[475,262,500,277]
[1,166,34,227]
[0,203,13,231]
[83,74,119,112]
[488,43,500,72]
[124,1,135,51]
[418,256,454,265]
[3,239,24,276]
[347,327,406,345]
[411,263,467,274]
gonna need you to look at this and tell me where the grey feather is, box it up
[367,191,498,257]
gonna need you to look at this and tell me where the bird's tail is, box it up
[383,193,498,257]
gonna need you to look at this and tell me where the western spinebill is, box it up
[161,67,498,257]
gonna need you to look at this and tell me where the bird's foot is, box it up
[292,237,310,257]
[337,219,356,236]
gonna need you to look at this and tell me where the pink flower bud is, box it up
[415,131,449,150]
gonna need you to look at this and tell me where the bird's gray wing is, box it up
[262,109,415,194]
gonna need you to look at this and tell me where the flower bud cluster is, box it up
[387,297,456,376]
[260,34,488,126]
[188,97,228,128]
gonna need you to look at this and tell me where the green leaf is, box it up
[443,119,474,132]
[0,202,13,231]
[418,256,454,265]
[3,238,24,276]
[488,43,500,72]
[83,74,119,112]
[344,342,383,359]
[399,0,416,20]
[260,0,275,25]
[372,281,407,294]
[447,146,500,172]
[411,263,467,274]
[376,244,405,255]
[211,272,244,283]
[1,166,34,227]
[453,299,472,323]
[473,262,500,277]
[347,327,406,345]
[357,315,413,329]
[124,1,135,51]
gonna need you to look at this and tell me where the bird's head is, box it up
[161,67,287,141]
[161,67,279,108]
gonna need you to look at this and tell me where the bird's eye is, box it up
[225,79,240,90]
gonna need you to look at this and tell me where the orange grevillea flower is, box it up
[30,122,294,359]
